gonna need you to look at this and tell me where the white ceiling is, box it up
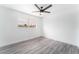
[1,4,79,18]
[2,4,53,17]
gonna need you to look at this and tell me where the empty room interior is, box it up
[0,4,79,54]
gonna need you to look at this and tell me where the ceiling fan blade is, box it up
[44,11,51,13]
[34,4,40,10]
[43,4,52,11]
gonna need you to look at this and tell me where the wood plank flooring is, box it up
[0,36,79,54]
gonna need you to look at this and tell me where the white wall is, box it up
[43,4,79,46]
[75,5,79,47]
[0,6,43,47]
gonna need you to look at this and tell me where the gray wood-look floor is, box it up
[0,36,79,54]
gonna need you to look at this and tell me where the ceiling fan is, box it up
[34,4,52,15]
